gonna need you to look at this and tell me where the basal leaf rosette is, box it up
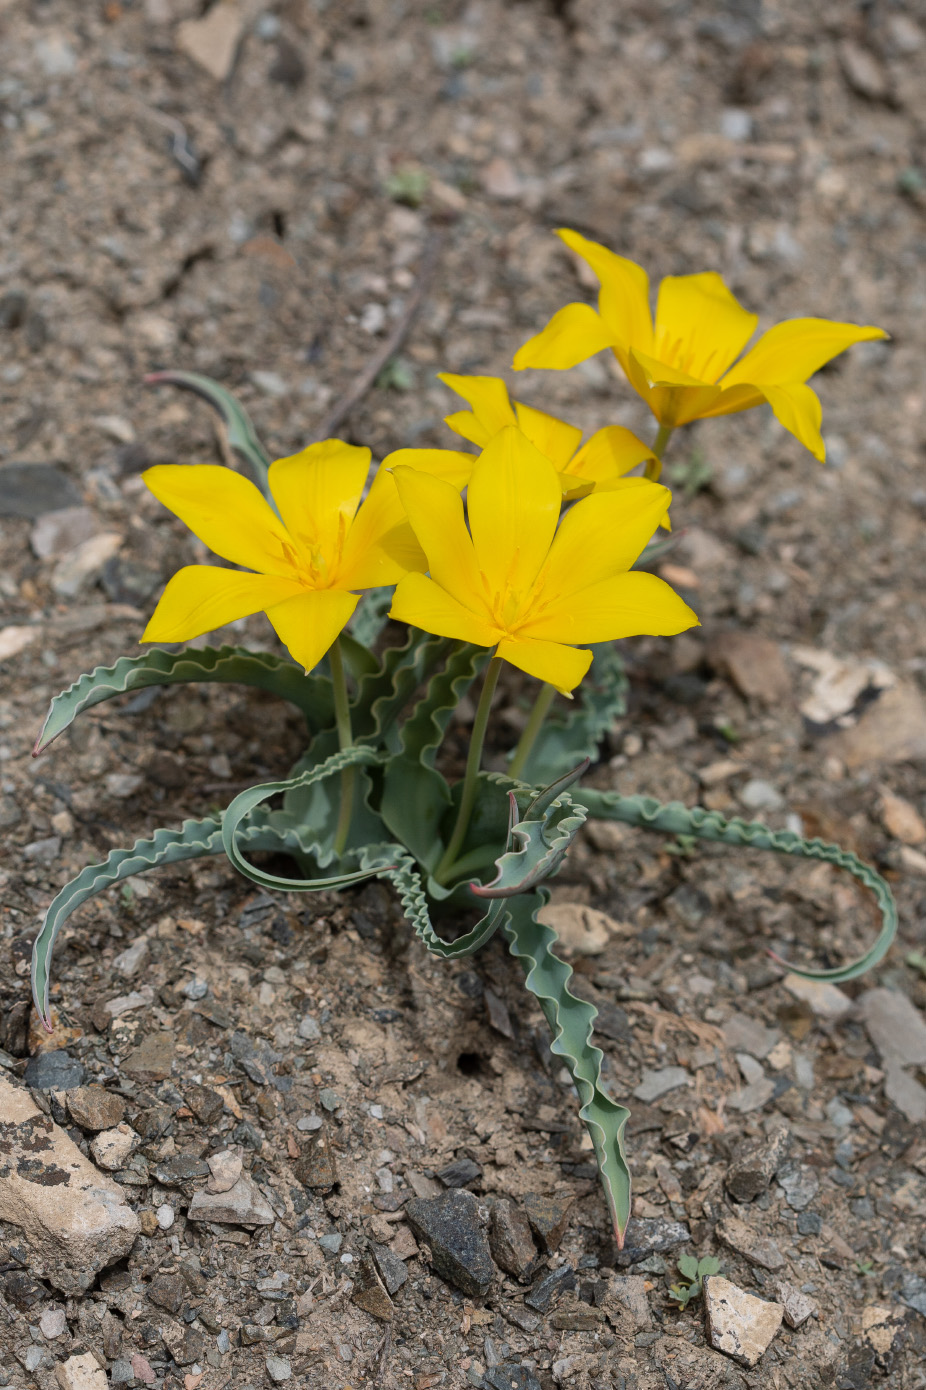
[388,424,698,694]
[513,228,888,461]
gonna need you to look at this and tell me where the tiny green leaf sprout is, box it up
[31,245,896,1252]
[668,1254,722,1309]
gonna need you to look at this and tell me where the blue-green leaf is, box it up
[145,370,273,495]
[34,646,332,754]
[581,789,897,982]
[503,892,632,1247]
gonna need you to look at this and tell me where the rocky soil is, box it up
[2,1,926,1388]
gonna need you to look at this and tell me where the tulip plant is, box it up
[31,233,896,1250]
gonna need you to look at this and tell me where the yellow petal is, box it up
[268,439,371,560]
[721,317,889,388]
[625,350,724,427]
[391,467,486,611]
[566,425,655,486]
[537,483,671,598]
[467,427,562,599]
[654,272,757,382]
[338,466,427,589]
[557,229,654,356]
[381,447,475,490]
[444,410,491,448]
[514,401,583,470]
[512,302,617,371]
[143,465,294,576]
[390,573,500,647]
[265,588,358,673]
[495,635,591,694]
[757,382,825,460]
[438,373,517,435]
[520,572,698,644]
[141,566,306,643]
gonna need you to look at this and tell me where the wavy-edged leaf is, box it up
[34,647,332,755]
[471,762,589,898]
[380,643,487,869]
[145,370,273,495]
[361,844,508,960]
[221,744,392,892]
[516,644,628,786]
[502,891,631,1247]
[29,816,224,1025]
[581,789,897,982]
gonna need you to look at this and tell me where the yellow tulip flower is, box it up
[437,371,657,500]
[389,426,698,694]
[513,229,888,461]
[142,440,429,672]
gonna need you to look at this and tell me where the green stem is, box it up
[646,423,673,480]
[508,682,557,782]
[329,638,355,857]
[435,656,503,884]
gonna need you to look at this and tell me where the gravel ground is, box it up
[1,1,926,1387]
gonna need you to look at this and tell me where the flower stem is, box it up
[329,637,355,858]
[508,681,557,782]
[646,423,674,480]
[435,655,503,885]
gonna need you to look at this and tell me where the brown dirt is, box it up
[1,1,926,1387]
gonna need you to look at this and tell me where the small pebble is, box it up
[156,1203,175,1230]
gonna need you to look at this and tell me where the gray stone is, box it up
[615,1218,690,1268]
[859,987,926,1066]
[151,1153,210,1187]
[716,1214,786,1271]
[774,1279,816,1328]
[111,938,150,978]
[0,463,80,519]
[604,1273,652,1331]
[319,1232,343,1254]
[725,1125,791,1202]
[23,1050,85,1091]
[777,1162,819,1211]
[297,1014,321,1041]
[523,1192,573,1253]
[782,974,852,1019]
[0,1076,139,1295]
[525,1262,575,1312]
[438,1156,483,1188]
[187,1174,274,1226]
[632,1066,692,1103]
[31,507,101,560]
[703,1275,783,1367]
[265,1355,292,1383]
[484,1368,542,1390]
[40,1306,67,1339]
[148,1274,184,1313]
[728,1077,776,1113]
[489,1197,538,1281]
[723,1013,779,1060]
[739,779,784,811]
[884,1061,926,1123]
[406,1189,494,1297]
[371,1242,408,1295]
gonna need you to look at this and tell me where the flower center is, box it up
[653,330,723,383]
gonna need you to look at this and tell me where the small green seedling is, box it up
[668,1255,721,1309]
[854,1258,875,1276]
[668,447,713,501]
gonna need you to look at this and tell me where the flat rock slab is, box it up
[858,987,926,1066]
[55,1352,108,1389]
[725,1125,790,1203]
[406,1188,494,1297]
[703,1275,783,1367]
[716,1214,786,1270]
[0,462,81,518]
[187,1173,274,1226]
[615,1217,690,1268]
[0,1077,139,1294]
